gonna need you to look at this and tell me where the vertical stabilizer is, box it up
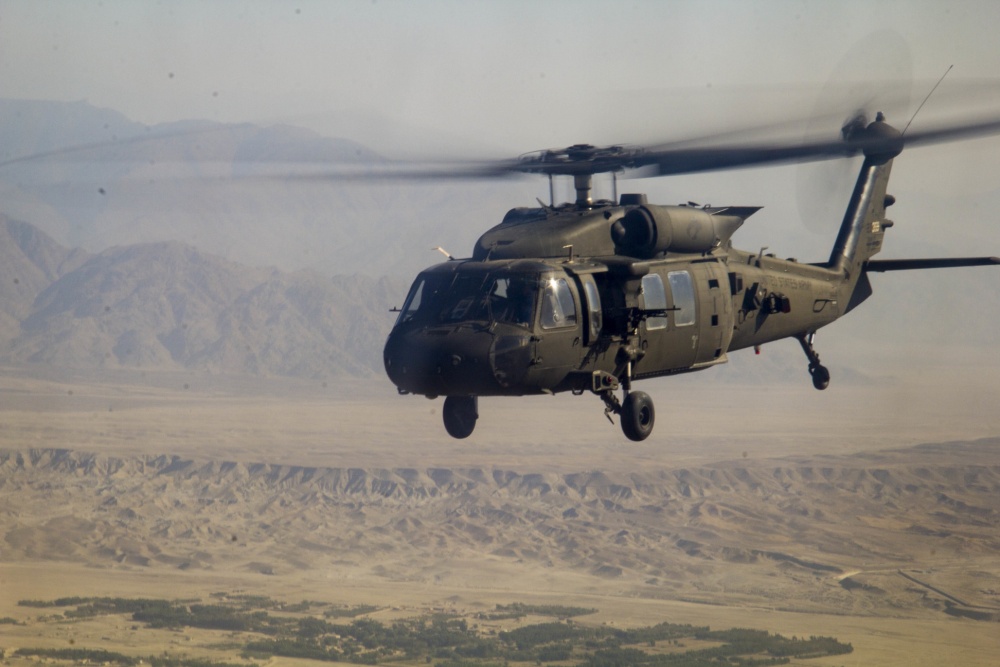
[826,117,901,310]
[827,158,893,275]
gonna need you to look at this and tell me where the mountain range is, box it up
[1,214,401,378]
[1,98,997,382]
[3,440,999,620]
[0,98,537,280]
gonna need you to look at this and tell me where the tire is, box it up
[810,364,830,390]
[620,391,655,442]
[443,395,478,439]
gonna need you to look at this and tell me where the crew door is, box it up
[689,263,731,365]
[639,271,698,372]
[529,275,585,389]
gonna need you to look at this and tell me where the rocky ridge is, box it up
[2,441,999,618]
[0,216,402,378]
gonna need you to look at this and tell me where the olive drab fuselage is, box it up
[383,233,846,400]
[383,117,999,441]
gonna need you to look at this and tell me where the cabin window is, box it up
[668,270,696,326]
[540,277,577,329]
[641,274,668,331]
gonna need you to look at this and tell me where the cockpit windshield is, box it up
[396,271,539,328]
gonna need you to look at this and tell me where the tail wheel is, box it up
[620,391,655,441]
[443,395,478,439]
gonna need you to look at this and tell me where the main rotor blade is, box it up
[296,112,1000,184]
[6,103,1000,186]
[253,160,524,182]
[630,113,1000,177]
[895,115,1000,147]
[0,122,250,169]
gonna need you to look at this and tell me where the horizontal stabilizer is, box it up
[706,206,762,220]
[865,257,1000,272]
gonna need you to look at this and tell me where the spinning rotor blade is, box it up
[794,30,913,233]
[243,110,1000,186]
[628,113,1000,177]
[243,159,526,182]
[5,104,1000,187]
[267,107,1000,186]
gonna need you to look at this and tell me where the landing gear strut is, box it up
[443,395,478,439]
[595,367,655,442]
[797,332,830,390]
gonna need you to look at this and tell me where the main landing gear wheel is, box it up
[797,332,830,391]
[809,363,831,390]
[443,395,478,439]
[620,391,655,442]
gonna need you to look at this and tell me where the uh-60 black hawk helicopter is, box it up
[382,110,1000,441]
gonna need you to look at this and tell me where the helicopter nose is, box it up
[383,328,498,396]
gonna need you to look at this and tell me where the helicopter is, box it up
[382,111,1000,441]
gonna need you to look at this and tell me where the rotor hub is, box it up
[517,143,644,177]
[516,144,643,207]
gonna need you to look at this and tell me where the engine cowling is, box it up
[611,205,746,258]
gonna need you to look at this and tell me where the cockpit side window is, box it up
[540,277,577,329]
[396,277,426,325]
[582,279,602,341]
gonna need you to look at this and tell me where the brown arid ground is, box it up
[1,365,999,666]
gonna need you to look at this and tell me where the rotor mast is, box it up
[573,173,594,207]
[519,143,639,209]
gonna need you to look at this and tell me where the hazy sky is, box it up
[4,1,999,245]
[0,1,997,390]
[3,0,1000,155]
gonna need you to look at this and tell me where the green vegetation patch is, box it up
[323,604,381,618]
[18,597,200,619]
[15,595,853,667]
[13,649,247,667]
[479,602,598,620]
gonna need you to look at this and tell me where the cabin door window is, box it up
[668,271,696,326]
[641,274,668,331]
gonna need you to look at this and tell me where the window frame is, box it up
[668,270,696,327]
[641,274,668,331]
[581,278,602,342]
[539,276,578,330]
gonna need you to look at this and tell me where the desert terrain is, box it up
[1,366,998,667]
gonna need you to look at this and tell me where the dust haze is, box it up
[2,368,1000,666]
[2,3,999,666]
